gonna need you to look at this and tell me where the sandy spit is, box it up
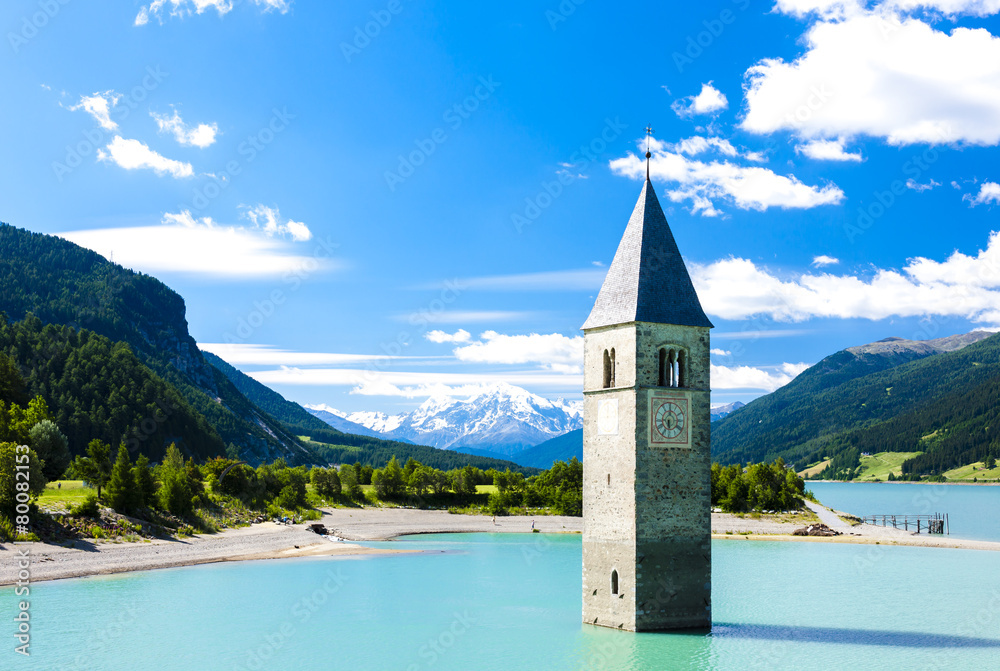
[3,503,996,586]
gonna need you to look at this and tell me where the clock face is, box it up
[596,399,618,436]
[649,395,690,446]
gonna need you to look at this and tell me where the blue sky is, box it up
[3,0,1000,414]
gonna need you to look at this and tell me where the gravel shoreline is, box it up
[3,504,997,585]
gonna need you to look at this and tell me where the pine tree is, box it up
[132,454,157,509]
[105,444,136,513]
[75,439,113,499]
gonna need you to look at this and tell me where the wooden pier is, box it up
[860,513,948,534]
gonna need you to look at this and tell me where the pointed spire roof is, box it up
[582,179,713,330]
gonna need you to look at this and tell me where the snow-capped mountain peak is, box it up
[307,382,583,457]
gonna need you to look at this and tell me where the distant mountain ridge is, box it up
[308,383,583,457]
[711,401,745,422]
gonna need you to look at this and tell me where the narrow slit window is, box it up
[678,350,686,388]
[658,348,667,386]
[602,350,612,389]
[611,570,619,595]
[609,348,616,387]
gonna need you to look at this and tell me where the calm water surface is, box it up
[4,532,999,671]
[808,481,1000,541]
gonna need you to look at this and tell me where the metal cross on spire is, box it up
[645,125,654,180]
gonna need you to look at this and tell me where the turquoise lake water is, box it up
[808,481,1000,541]
[5,530,1000,671]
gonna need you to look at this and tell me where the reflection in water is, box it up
[711,623,1000,649]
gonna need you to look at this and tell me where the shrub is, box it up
[73,493,101,518]
[90,525,107,539]
[0,516,16,542]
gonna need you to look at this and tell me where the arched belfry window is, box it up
[603,348,616,389]
[658,347,687,388]
[611,570,619,595]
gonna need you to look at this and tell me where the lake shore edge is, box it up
[4,504,997,586]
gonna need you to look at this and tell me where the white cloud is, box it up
[673,136,740,158]
[152,108,219,148]
[672,83,729,117]
[965,181,1000,205]
[240,204,312,242]
[430,269,606,292]
[249,367,583,394]
[812,255,840,267]
[691,231,1000,325]
[795,138,863,161]
[773,0,864,19]
[710,348,733,356]
[199,343,430,367]
[453,331,584,372]
[743,12,1000,146]
[712,362,811,391]
[426,330,472,344]
[611,137,844,217]
[69,92,121,131]
[907,178,941,191]
[97,136,194,178]
[136,0,291,25]
[882,0,1000,16]
[395,311,533,324]
[60,210,333,278]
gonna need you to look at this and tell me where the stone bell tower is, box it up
[581,146,713,631]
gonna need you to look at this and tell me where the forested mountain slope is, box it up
[712,331,999,477]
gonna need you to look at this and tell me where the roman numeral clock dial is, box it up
[649,394,690,446]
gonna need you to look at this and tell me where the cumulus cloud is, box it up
[965,181,1000,205]
[97,136,194,178]
[152,108,219,148]
[795,138,863,161]
[743,10,1000,146]
[60,209,331,278]
[69,92,121,131]
[240,204,312,242]
[691,231,1000,325]
[712,362,811,391]
[812,255,840,267]
[672,83,729,117]
[710,348,733,356]
[426,330,472,344]
[136,0,291,25]
[611,137,844,217]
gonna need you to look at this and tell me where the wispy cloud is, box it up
[136,0,291,26]
[60,209,332,278]
[152,108,219,148]
[68,92,121,131]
